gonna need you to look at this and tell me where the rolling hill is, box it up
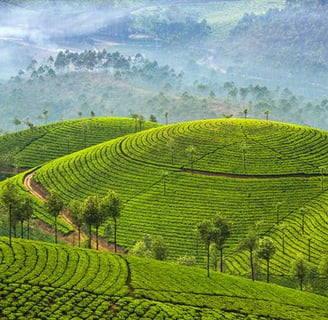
[19,118,328,281]
[0,116,160,170]
[1,237,328,319]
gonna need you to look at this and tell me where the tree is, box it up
[257,236,276,283]
[42,109,49,124]
[197,219,214,277]
[82,195,100,249]
[243,108,248,119]
[161,170,169,196]
[212,214,231,272]
[239,230,258,281]
[264,109,270,120]
[164,111,169,125]
[151,235,168,260]
[16,195,33,239]
[275,201,283,224]
[100,191,123,252]
[0,180,20,246]
[278,223,288,254]
[68,199,84,247]
[186,145,197,172]
[167,138,176,165]
[45,191,64,244]
[291,255,308,291]
[130,240,151,257]
[210,243,219,271]
[149,114,157,122]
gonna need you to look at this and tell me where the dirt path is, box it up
[23,172,120,252]
[182,168,323,179]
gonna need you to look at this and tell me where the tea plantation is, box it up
[28,119,328,277]
[0,117,159,169]
[1,237,328,319]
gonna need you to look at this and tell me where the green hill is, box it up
[26,119,328,280]
[1,237,328,319]
[0,117,159,170]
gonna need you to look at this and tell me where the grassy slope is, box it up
[1,237,328,319]
[0,117,159,234]
[0,117,160,169]
[31,119,328,278]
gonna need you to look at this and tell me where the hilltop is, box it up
[12,118,326,287]
[1,237,328,319]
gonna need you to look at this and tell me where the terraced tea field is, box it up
[1,238,328,319]
[28,119,328,277]
[0,117,159,169]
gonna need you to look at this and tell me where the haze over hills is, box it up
[0,0,328,132]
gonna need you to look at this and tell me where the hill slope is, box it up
[0,117,160,170]
[28,119,328,279]
[1,237,328,319]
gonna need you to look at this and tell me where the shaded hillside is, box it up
[25,119,328,282]
[225,4,328,78]
[1,237,328,319]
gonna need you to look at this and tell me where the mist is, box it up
[0,0,328,131]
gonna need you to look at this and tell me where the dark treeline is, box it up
[228,3,328,75]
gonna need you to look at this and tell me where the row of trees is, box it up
[45,190,123,251]
[0,181,33,246]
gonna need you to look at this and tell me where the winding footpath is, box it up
[23,172,117,251]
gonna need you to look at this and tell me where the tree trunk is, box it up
[207,242,210,278]
[250,248,255,281]
[9,204,12,247]
[27,218,30,240]
[20,220,24,239]
[13,224,17,238]
[96,226,99,250]
[78,226,81,247]
[220,247,223,273]
[54,215,58,244]
[114,218,117,253]
[266,259,270,283]
[88,224,92,249]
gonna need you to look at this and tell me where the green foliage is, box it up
[151,235,168,261]
[177,254,196,266]
[291,255,309,291]
[1,237,328,319]
[17,118,328,283]
[0,117,160,170]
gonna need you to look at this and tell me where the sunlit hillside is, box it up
[17,118,328,282]
[1,237,328,319]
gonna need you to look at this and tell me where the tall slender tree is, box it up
[197,219,214,277]
[45,191,64,244]
[68,199,84,247]
[257,236,276,283]
[212,214,231,273]
[82,195,100,249]
[100,191,123,252]
[239,230,258,281]
[291,255,308,291]
[0,181,19,246]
